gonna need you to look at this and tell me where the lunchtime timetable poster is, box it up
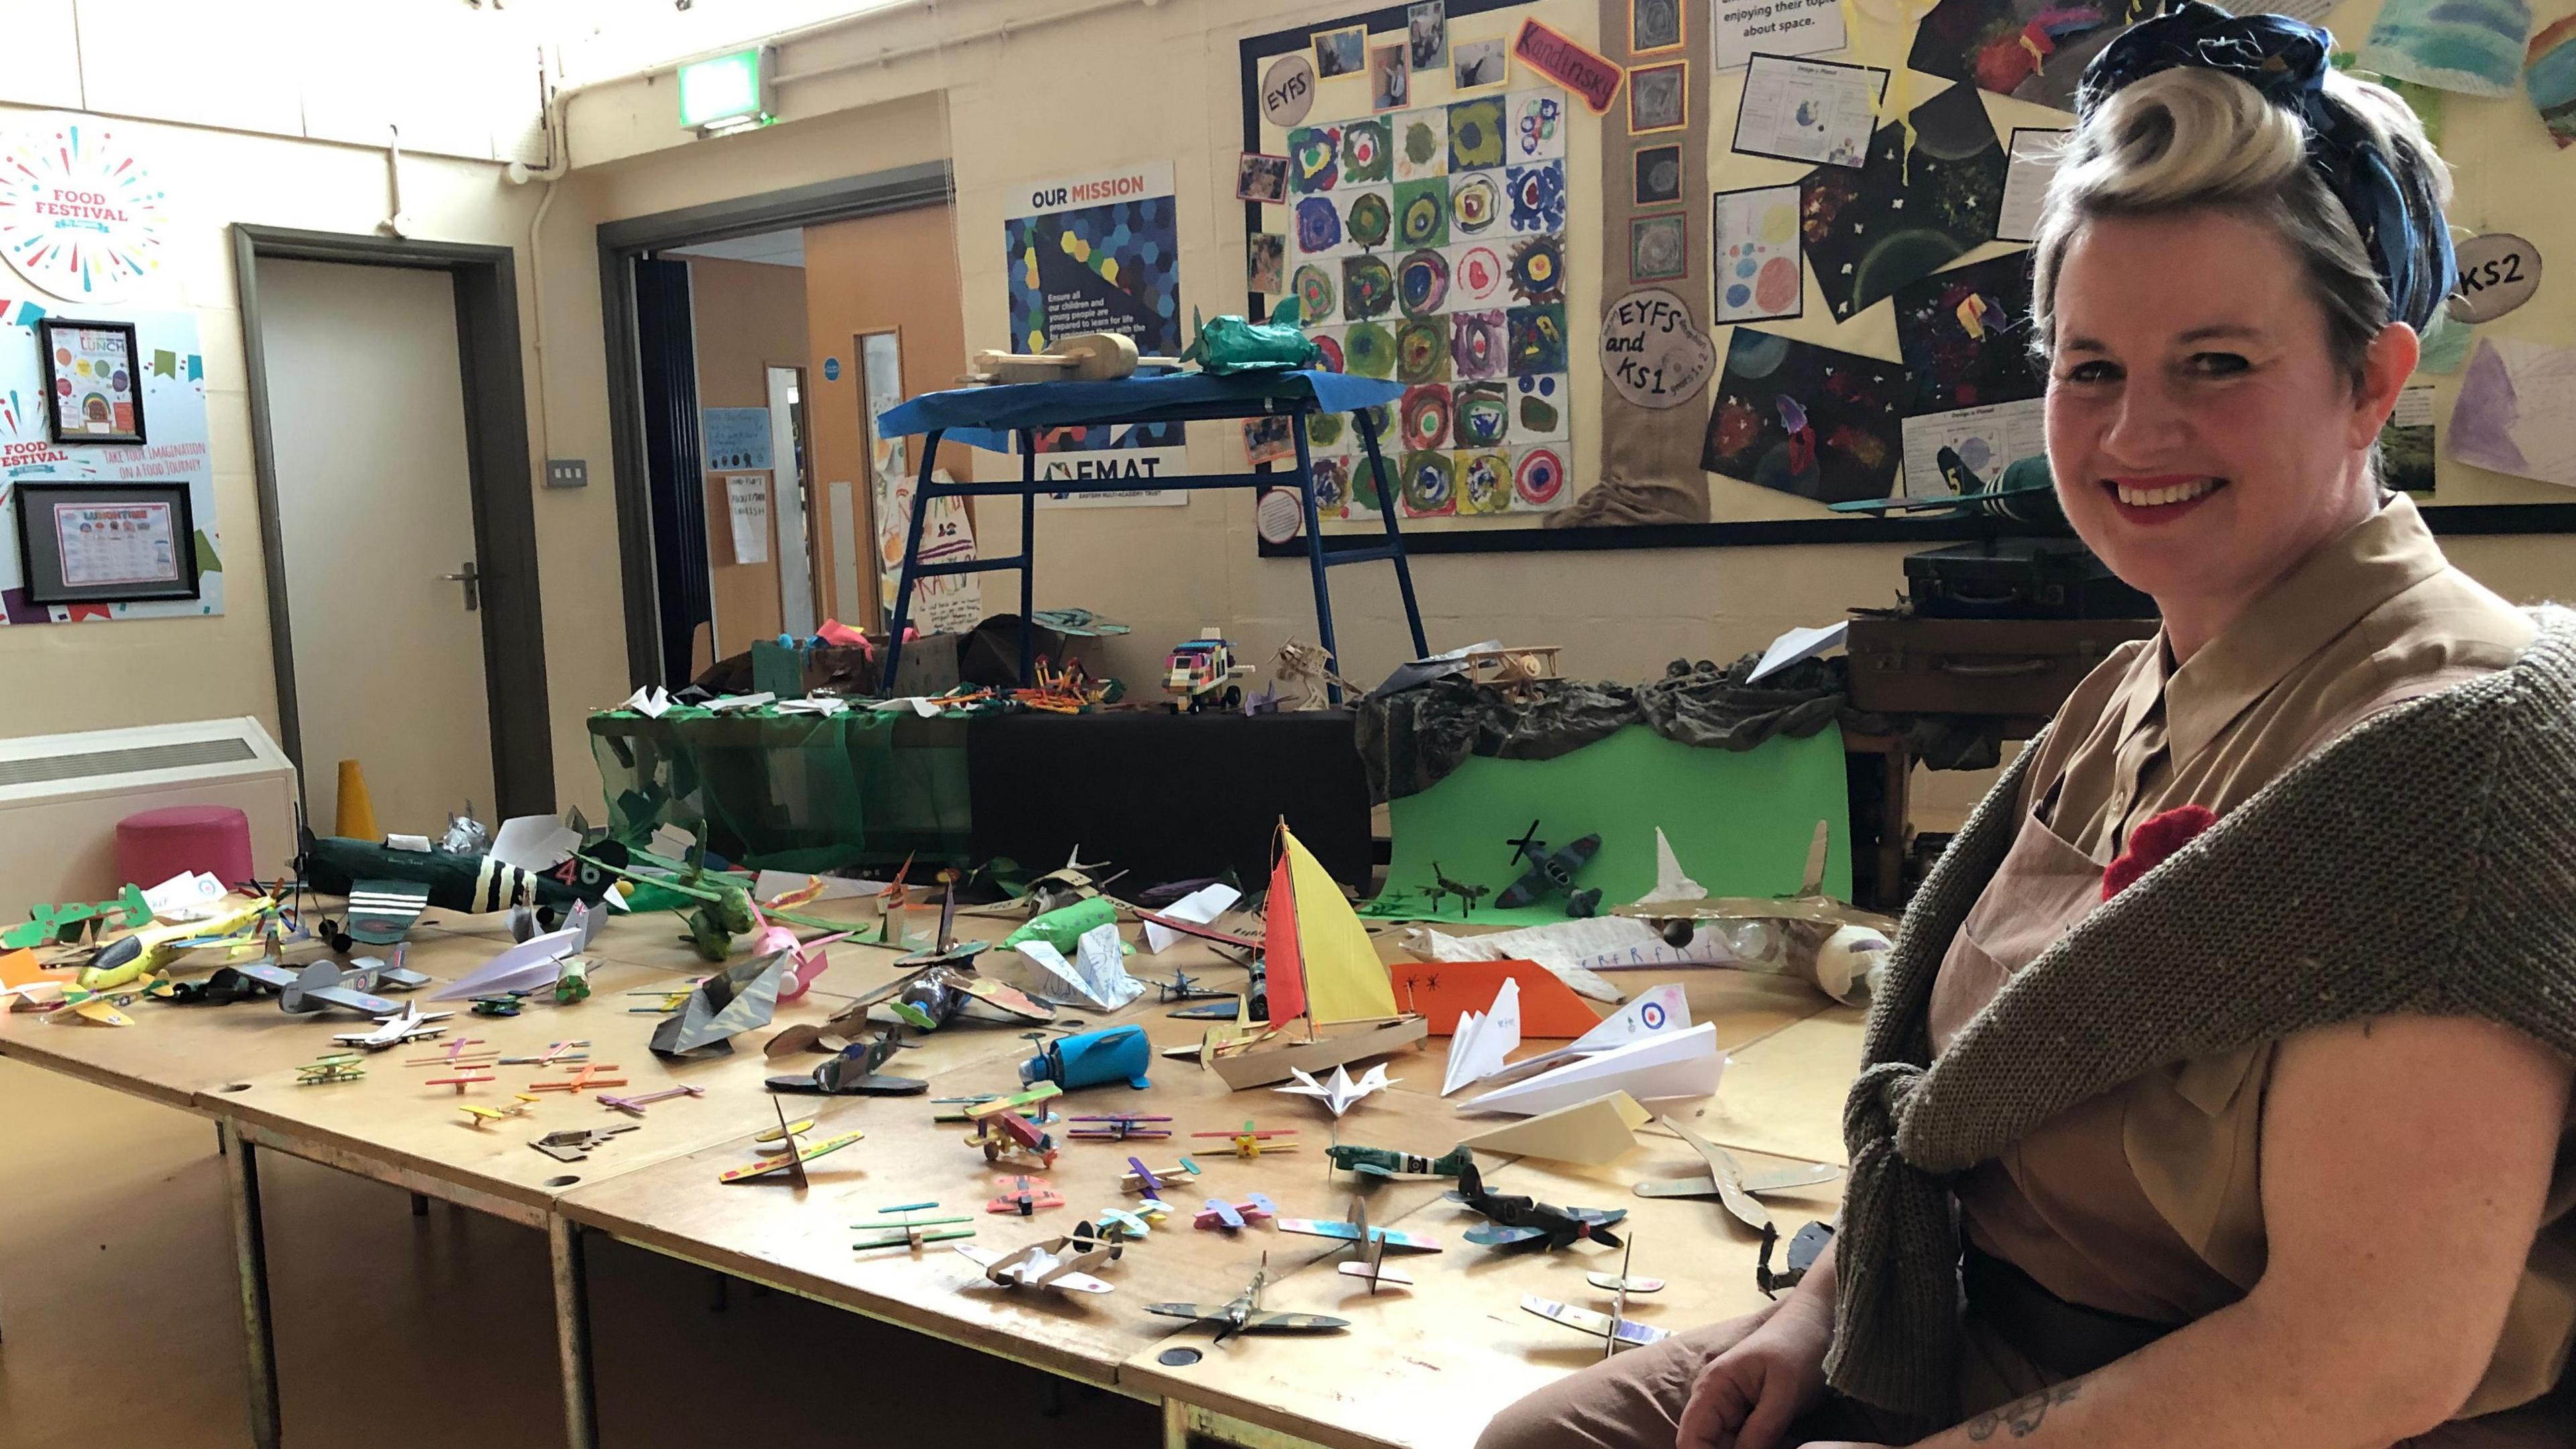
[1002,162,1188,506]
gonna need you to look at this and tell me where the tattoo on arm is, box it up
[1962,1379,2086,1441]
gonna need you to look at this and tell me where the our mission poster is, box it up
[1003,162,1186,507]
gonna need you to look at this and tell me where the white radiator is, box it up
[0,717,299,922]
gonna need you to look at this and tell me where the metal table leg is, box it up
[549,1216,600,1449]
[220,1120,282,1449]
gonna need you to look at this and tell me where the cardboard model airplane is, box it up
[1447,1161,1627,1251]
[4,885,153,951]
[1277,1193,1444,1291]
[649,952,786,1059]
[718,1099,863,1187]
[230,958,425,1018]
[767,1034,927,1095]
[1145,1254,1348,1341]
[954,1222,1123,1296]
[303,830,624,921]
[1611,822,1894,1004]
[1634,1115,1842,1231]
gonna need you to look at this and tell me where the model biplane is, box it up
[1194,1193,1278,1232]
[985,1175,1065,1216]
[1067,1112,1171,1141]
[1193,1120,1299,1159]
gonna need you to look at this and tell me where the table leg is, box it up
[220,1120,282,1449]
[548,1216,600,1449]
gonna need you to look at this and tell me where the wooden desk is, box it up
[1126,1113,1845,1449]
[0,901,1869,1449]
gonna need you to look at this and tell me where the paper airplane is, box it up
[1630,829,1705,907]
[1273,1063,1394,1117]
[1460,1091,1648,1164]
[704,692,775,712]
[620,686,673,718]
[1462,1022,1723,1116]
[773,697,850,716]
[651,953,786,1057]
[490,815,582,872]
[1472,983,1693,1089]
[1144,881,1241,955]
[429,926,584,1001]
[997,922,1144,1012]
[1442,977,1521,1096]
[143,871,229,921]
[1746,621,1848,684]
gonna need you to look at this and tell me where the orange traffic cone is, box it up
[335,759,379,841]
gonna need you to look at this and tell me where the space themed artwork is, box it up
[1701,328,1909,504]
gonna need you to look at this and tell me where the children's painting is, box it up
[1701,328,1910,503]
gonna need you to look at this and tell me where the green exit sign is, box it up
[678,48,771,134]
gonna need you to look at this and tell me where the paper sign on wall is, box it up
[1715,0,1849,70]
[703,408,773,470]
[1996,129,2068,244]
[0,115,166,303]
[1512,18,1624,113]
[1600,288,1717,409]
[724,475,770,565]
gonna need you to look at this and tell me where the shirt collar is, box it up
[2153,493,2447,767]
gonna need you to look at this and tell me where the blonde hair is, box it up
[2029,66,2451,388]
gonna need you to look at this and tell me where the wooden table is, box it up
[0,901,1860,1449]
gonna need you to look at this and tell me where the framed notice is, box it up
[13,480,197,604]
[38,317,146,445]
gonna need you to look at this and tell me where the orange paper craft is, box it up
[1390,958,1603,1038]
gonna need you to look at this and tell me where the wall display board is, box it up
[1244,0,2576,556]
[0,303,218,624]
[1002,162,1189,508]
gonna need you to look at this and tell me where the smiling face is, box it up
[2044,209,2415,649]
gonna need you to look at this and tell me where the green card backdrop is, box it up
[1379,723,1851,925]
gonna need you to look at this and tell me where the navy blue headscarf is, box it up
[2076,1,2457,332]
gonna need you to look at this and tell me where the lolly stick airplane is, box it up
[459,1094,539,1129]
[1067,1113,1172,1141]
[597,1084,706,1117]
[853,1203,975,1252]
[719,1099,863,1187]
[1192,1120,1299,1159]
[1195,1193,1277,1231]
[985,1175,1065,1216]
[1145,1254,1349,1340]
[527,1061,627,1094]
[1121,1156,1201,1195]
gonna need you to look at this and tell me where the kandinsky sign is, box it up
[0,116,166,303]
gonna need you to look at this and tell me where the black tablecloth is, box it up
[967,710,1371,893]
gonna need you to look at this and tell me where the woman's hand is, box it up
[1674,1291,1835,1449]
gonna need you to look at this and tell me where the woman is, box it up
[1479,7,2576,1447]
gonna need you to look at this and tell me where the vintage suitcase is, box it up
[1903,538,2157,620]
[1846,616,2160,720]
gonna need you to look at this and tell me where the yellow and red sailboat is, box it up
[1203,824,1427,1091]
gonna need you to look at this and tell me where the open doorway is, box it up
[602,160,971,691]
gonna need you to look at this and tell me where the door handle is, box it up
[437,561,481,612]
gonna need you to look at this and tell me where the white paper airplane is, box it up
[619,686,672,718]
[490,814,582,873]
[996,920,1144,1012]
[1442,976,1522,1096]
[1462,1022,1724,1117]
[1631,829,1706,907]
[143,871,228,922]
[332,1002,455,1051]
[1473,983,1693,1089]
[1273,1063,1395,1117]
[773,696,851,716]
[703,692,776,712]
[1144,881,1242,955]
[429,926,584,1001]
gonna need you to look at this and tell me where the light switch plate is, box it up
[545,458,588,488]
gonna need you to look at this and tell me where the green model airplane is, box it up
[1325,1143,1475,1182]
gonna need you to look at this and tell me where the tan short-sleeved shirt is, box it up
[1926,495,2576,1419]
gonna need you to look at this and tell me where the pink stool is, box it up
[117,805,254,888]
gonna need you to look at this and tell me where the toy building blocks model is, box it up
[1164,630,1258,712]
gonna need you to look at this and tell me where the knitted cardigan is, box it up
[1825,606,2576,1421]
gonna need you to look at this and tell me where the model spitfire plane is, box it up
[1423,863,1491,918]
[302,830,627,931]
[1447,1161,1627,1250]
[955,1220,1123,1296]
[1145,1255,1348,1341]
[1496,824,1603,915]
[1326,1143,1474,1183]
